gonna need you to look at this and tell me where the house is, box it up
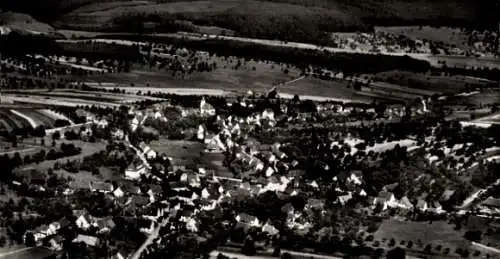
[113,186,125,198]
[139,142,157,160]
[197,124,207,140]
[31,225,53,242]
[48,236,64,251]
[235,213,261,227]
[95,217,116,233]
[125,163,147,181]
[200,97,216,116]
[416,199,428,211]
[74,210,93,230]
[440,189,456,202]
[90,181,114,193]
[73,234,99,247]
[146,184,163,201]
[111,129,125,140]
[338,192,353,205]
[262,222,279,236]
[398,196,414,210]
[139,219,156,234]
[373,191,397,211]
[200,199,218,211]
[180,172,201,187]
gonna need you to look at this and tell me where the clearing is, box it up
[375,219,466,247]
[149,138,233,177]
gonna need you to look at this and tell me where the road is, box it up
[130,218,169,259]
[0,247,32,258]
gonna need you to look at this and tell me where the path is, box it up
[0,247,32,258]
[130,215,169,259]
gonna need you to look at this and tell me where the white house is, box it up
[125,164,146,181]
[75,214,92,230]
[200,97,216,116]
[113,187,125,198]
[236,213,261,227]
[197,125,206,140]
[373,191,397,211]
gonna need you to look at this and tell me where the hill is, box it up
[1,0,496,29]
[0,0,497,45]
[0,12,58,36]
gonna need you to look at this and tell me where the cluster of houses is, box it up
[371,184,454,215]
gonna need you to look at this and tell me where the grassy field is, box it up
[21,140,106,171]
[149,138,233,177]
[374,219,474,256]
[375,26,470,48]
[371,70,493,94]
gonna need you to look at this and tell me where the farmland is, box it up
[0,107,74,131]
[370,70,495,94]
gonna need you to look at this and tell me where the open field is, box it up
[374,219,476,257]
[21,140,106,171]
[149,138,233,177]
[82,66,377,103]
[450,90,500,106]
[0,247,54,259]
[430,55,500,70]
[371,70,495,94]
[375,26,470,48]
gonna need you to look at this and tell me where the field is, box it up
[370,70,494,94]
[149,138,233,177]
[374,219,474,257]
[375,26,470,48]
[21,140,107,171]
[0,106,78,131]
[430,56,500,70]
[449,90,500,107]
[0,12,56,36]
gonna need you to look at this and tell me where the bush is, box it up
[464,230,482,242]
[365,235,374,242]
[407,241,413,248]
[389,238,396,247]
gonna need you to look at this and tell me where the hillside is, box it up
[0,0,496,30]
[0,12,58,36]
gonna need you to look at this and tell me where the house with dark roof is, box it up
[372,191,396,211]
[89,181,114,193]
[130,195,151,208]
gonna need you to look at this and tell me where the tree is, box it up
[241,236,256,256]
[273,246,281,257]
[424,244,432,253]
[387,247,406,259]
[406,241,413,249]
[464,230,482,242]
[388,238,396,247]
[25,232,35,247]
[52,131,61,140]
